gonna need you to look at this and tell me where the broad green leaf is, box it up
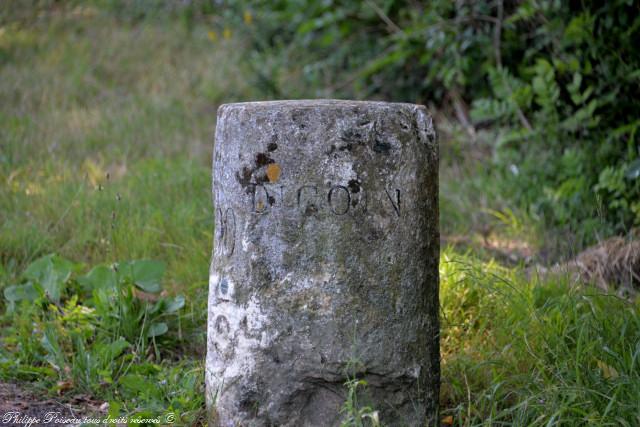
[23,255,52,280]
[108,338,130,358]
[564,13,593,44]
[130,260,165,293]
[165,295,186,313]
[41,325,66,370]
[147,322,168,337]
[113,261,133,283]
[23,254,74,302]
[78,265,117,291]
[98,369,113,384]
[3,282,39,302]
[108,401,121,420]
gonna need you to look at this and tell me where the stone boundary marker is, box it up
[206,100,439,426]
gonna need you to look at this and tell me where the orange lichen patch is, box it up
[266,163,281,183]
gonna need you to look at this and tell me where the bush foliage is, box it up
[211,0,640,243]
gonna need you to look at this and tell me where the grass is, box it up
[440,249,640,425]
[1,4,639,426]
[0,6,246,423]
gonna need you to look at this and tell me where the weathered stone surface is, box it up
[207,100,439,426]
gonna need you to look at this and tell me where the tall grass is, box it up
[0,8,245,423]
[0,6,258,306]
[440,249,640,425]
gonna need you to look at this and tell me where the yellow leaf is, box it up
[243,10,253,25]
[207,30,218,43]
[442,415,454,425]
[596,359,619,379]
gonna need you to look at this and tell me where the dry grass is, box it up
[535,231,640,297]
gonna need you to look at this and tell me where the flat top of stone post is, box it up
[217,99,426,112]
[215,98,436,152]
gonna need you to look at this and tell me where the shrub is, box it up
[220,0,640,244]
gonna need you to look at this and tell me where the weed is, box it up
[0,254,203,423]
[340,358,380,427]
[340,377,380,427]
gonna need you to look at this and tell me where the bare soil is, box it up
[0,382,106,426]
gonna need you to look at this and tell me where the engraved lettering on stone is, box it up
[244,182,403,218]
[327,185,350,215]
[279,184,295,208]
[251,184,270,213]
[297,185,318,215]
[351,187,368,214]
[385,188,401,216]
[215,314,230,336]
[216,208,236,257]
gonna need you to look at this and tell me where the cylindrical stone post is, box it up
[207,100,439,426]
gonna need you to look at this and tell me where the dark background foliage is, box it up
[184,0,640,246]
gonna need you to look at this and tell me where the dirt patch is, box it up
[0,382,107,426]
[443,234,535,266]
